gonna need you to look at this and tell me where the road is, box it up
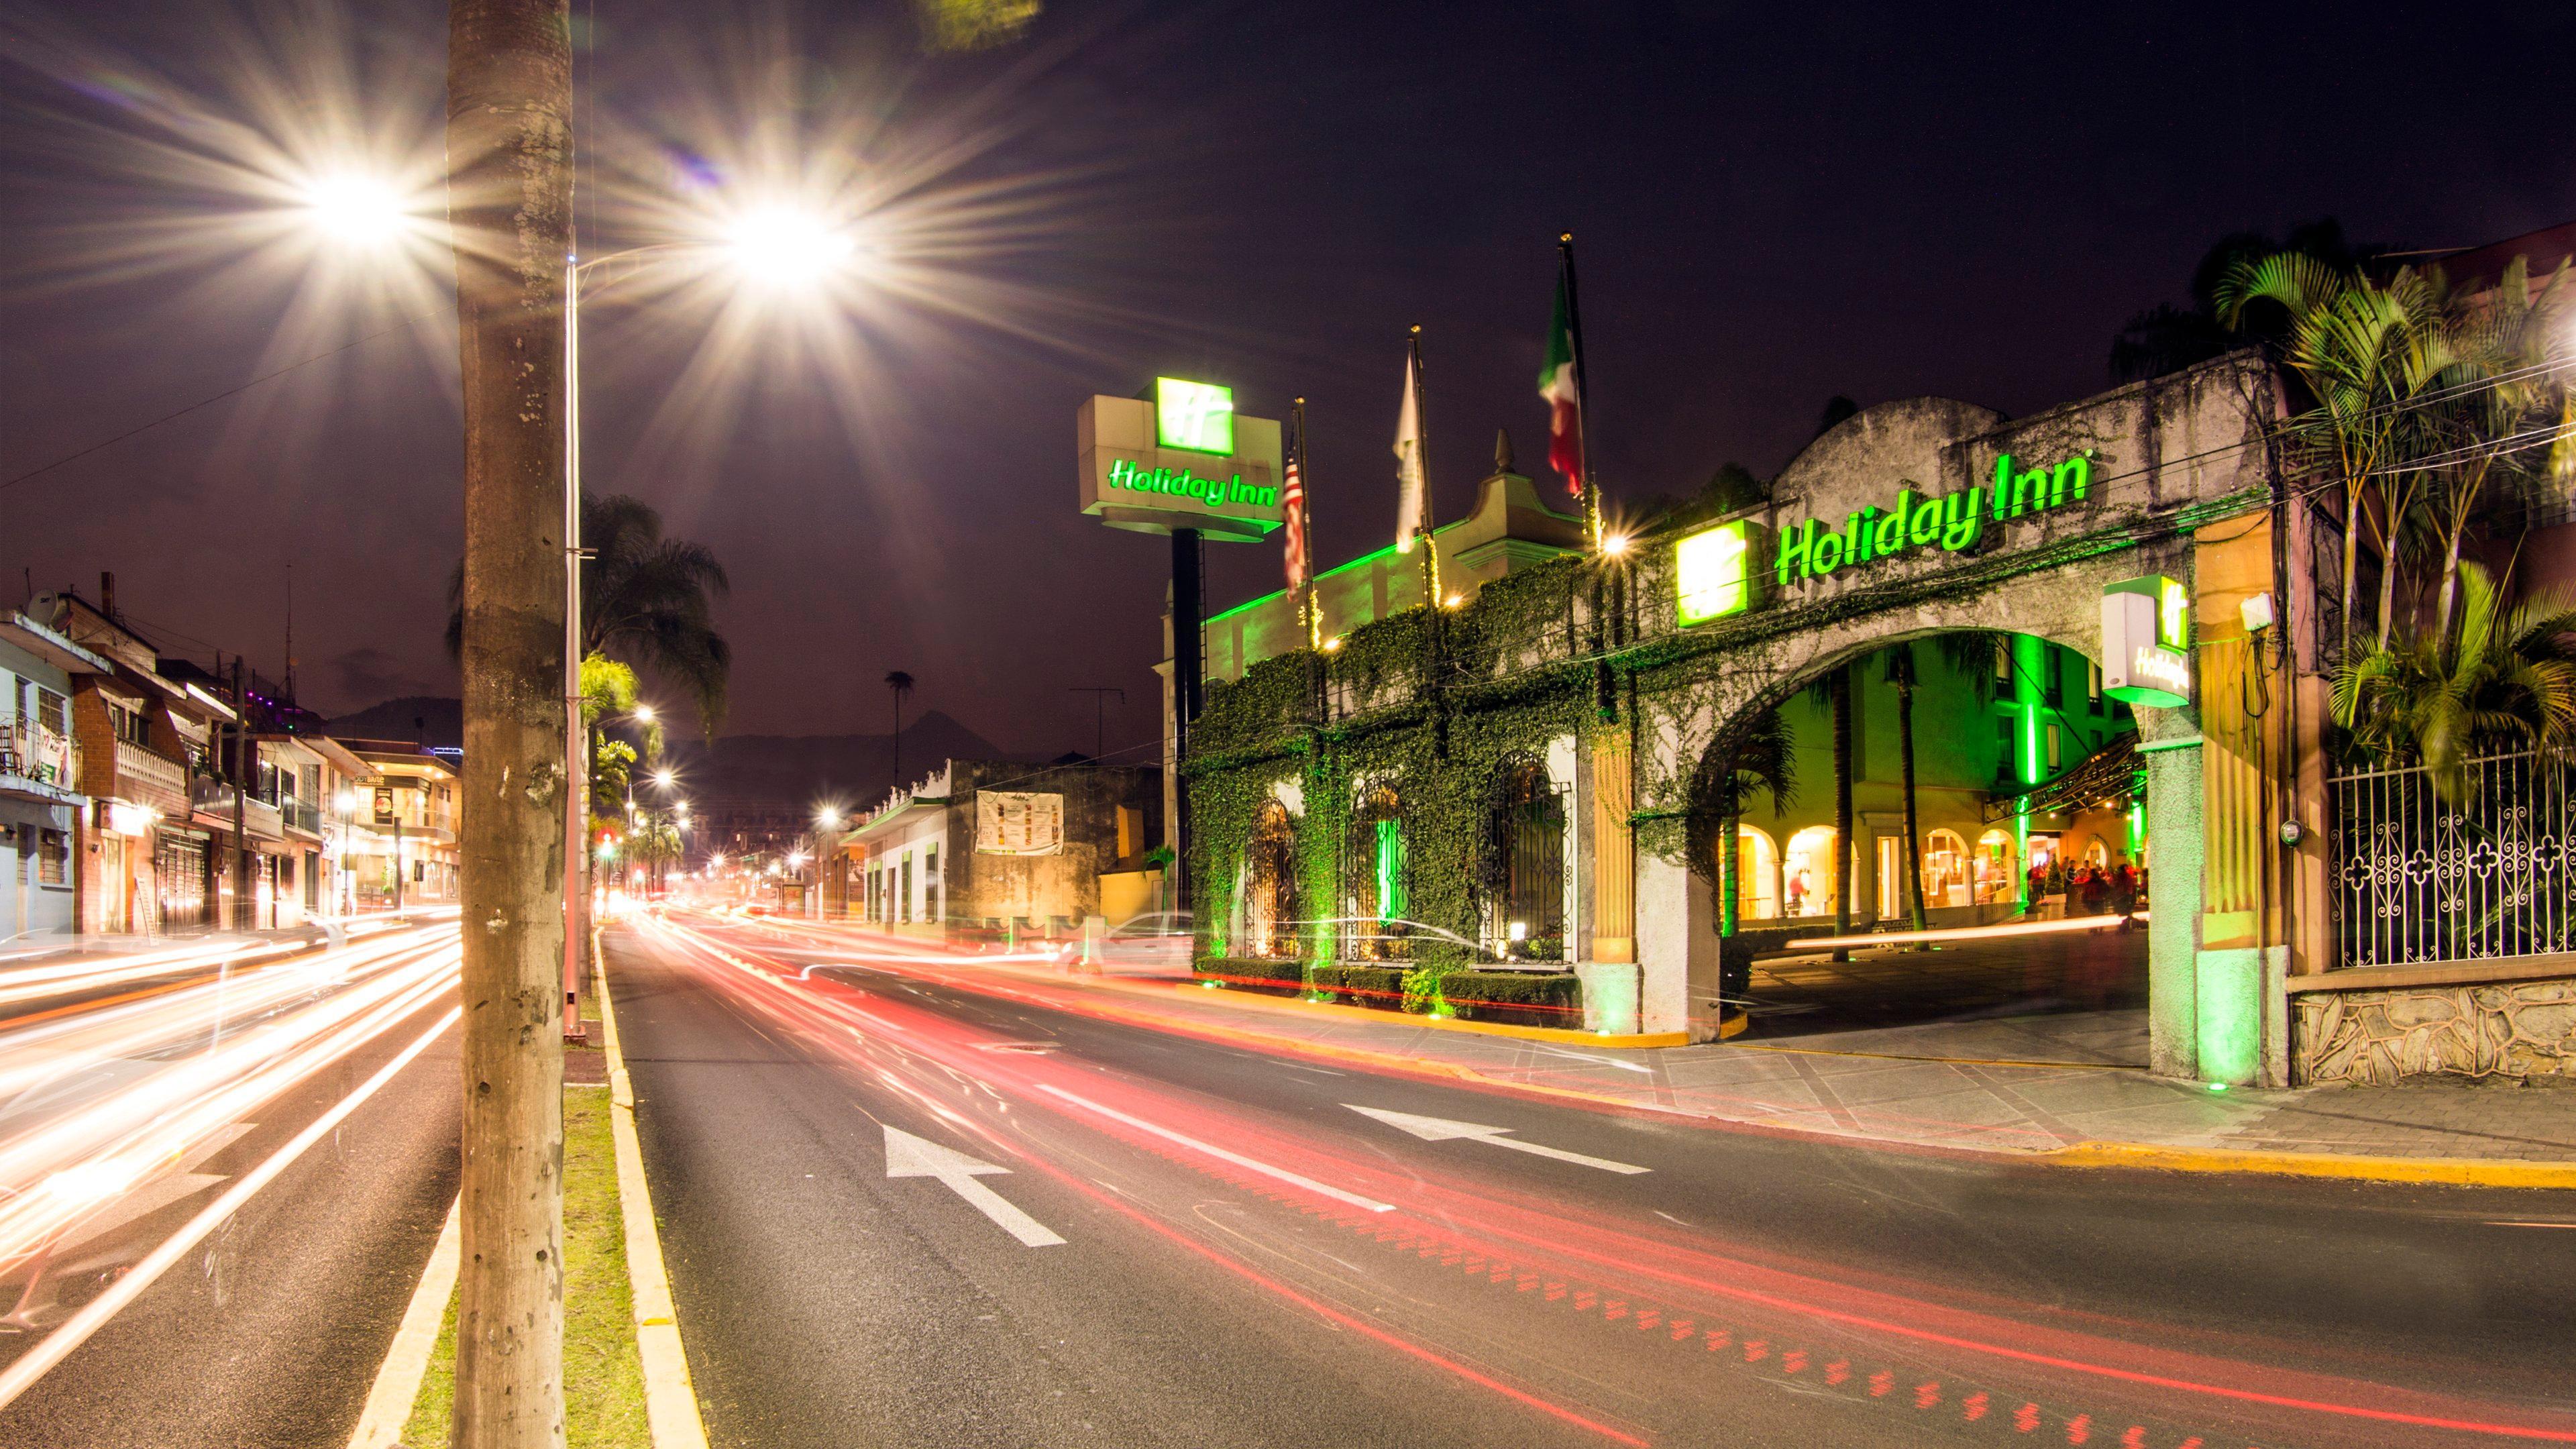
[0,922,461,1448]
[610,910,2576,1449]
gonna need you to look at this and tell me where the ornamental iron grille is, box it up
[2328,749,2576,968]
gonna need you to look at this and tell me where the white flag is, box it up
[1393,350,1428,552]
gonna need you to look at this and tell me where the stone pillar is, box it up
[1633,851,1713,1039]
[2143,737,2203,1079]
[1589,733,1635,963]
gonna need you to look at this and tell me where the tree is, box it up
[2416,258,2573,647]
[2111,218,2373,383]
[1884,643,1929,932]
[446,0,569,1442]
[2218,255,2464,653]
[885,669,916,787]
[449,490,731,739]
[2332,560,2576,805]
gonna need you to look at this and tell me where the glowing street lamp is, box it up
[299,172,411,245]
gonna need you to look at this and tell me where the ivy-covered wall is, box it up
[1187,557,1597,1006]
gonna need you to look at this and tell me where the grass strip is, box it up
[400,1085,649,1447]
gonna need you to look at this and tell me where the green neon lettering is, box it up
[1941,487,1984,551]
[1991,455,2013,520]
[1853,508,1882,561]
[2053,455,2090,502]
[1813,529,1846,574]
[1874,492,1911,555]
[1909,489,1943,546]
[2011,464,2048,517]
[1776,519,1814,584]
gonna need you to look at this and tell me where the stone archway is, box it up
[1628,359,2276,1044]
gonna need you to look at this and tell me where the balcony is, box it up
[282,800,324,838]
[0,720,77,803]
[112,738,190,816]
[191,775,284,841]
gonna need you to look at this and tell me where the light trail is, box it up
[643,908,2576,1447]
[0,920,460,1401]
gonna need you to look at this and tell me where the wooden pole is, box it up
[446,0,570,1442]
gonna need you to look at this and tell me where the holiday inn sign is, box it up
[1673,450,2095,625]
[1077,378,1286,542]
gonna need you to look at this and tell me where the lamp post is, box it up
[559,219,853,1038]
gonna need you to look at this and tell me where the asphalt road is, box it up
[610,914,2576,1449]
[0,927,461,1449]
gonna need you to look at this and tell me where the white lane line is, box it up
[345,1194,462,1449]
[0,1005,460,1415]
[883,1126,1065,1247]
[1034,1083,1397,1214]
[1345,1105,1652,1175]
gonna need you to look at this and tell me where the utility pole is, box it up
[1068,686,1124,761]
[447,1,570,1444]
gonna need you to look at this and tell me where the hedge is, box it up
[1438,969,1582,1028]
[1316,964,1407,1010]
[1193,957,1305,996]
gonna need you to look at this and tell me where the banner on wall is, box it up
[976,792,1064,856]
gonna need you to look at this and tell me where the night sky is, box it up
[5,1,2569,761]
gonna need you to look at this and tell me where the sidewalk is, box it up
[999,967,2576,1177]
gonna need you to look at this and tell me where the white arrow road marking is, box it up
[883,1126,1065,1246]
[1035,1083,1397,1213]
[1344,1105,1651,1175]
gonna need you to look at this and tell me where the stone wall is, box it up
[2294,979,2576,1084]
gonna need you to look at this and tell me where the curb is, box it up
[2043,1140,2576,1190]
[343,1195,462,1449]
[1172,981,1688,1049]
[594,931,713,1449]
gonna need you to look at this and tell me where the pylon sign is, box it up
[2102,575,2192,707]
[1077,378,1283,542]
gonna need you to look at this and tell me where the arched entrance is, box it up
[1242,798,1298,960]
[1683,627,2155,1038]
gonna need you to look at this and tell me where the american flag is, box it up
[1282,449,1309,591]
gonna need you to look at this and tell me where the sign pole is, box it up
[1170,525,1201,913]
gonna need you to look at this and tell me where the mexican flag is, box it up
[1538,272,1585,498]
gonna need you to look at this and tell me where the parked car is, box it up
[1097,911,1195,975]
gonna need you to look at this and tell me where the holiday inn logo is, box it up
[1105,458,1279,511]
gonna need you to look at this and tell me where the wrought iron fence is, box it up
[2328,748,2576,967]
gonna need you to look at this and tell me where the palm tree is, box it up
[2332,560,2576,806]
[885,670,916,788]
[2217,255,2465,654]
[1792,665,1856,939]
[2416,258,2572,647]
[2110,218,2369,383]
[448,491,732,738]
[1884,643,1929,932]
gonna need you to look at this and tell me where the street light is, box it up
[559,215,854,1035]
[298,172,410,245]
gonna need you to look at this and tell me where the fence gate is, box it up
[2328,749,2576,967]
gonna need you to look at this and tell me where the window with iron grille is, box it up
[1493,761,1566,955]
[1343,782,1409,961]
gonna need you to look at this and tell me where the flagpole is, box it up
[1293,396,1320,651]
[1409,325,1440,608]
[1559,233,1603,552]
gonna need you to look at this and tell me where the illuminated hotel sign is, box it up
[1673,518,1764,625]
[1772,452,2092,588]
[1154,377,1234,454]
[1078,380,1284,542]
[2101,574,2192,707]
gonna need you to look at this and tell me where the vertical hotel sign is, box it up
[1079,378,1285,542]
[2101,575,2192,706]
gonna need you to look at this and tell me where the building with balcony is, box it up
[30,583,233,936]
[0,611,105,946]
[332,740,461,911]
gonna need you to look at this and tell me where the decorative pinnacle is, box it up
[1494,429,1514,472]
[1560,231,1573,243]
[1409,323,1421,335]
